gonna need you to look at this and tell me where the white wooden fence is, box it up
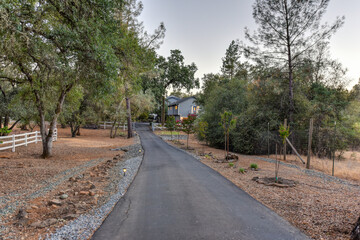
[99,122,135,130]
[0,129,57,152]
[152,123,166,131]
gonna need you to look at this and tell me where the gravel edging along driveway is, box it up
[46,135,144,240]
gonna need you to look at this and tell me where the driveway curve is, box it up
[92,123,309,240]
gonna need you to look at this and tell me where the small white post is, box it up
[123,124,125,130]
[104,122,106,129]
[35,131,38,144]
[25,133,28,146]
[12,134,15,152]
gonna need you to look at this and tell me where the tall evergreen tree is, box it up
[244,0,344,124]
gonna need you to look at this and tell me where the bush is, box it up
[250,163,258,169]
[228,162,234,167]
[239,168,245,173]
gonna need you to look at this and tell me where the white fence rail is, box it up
[0,129,57,152]
[99,122,128,130]
[99,122,135,130]
[152,123,166,131]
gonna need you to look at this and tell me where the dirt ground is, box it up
[0,127,134,239]
[0,127,133,195]
[161,132,360,240]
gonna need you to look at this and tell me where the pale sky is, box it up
[139,0,360,88]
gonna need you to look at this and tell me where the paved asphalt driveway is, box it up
[92,123,309,240]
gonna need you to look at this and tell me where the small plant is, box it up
[0,126,12,137]
[250,163,258,169]
[279,124,290,144]
[239,168,245,174]
[228,162,234,167]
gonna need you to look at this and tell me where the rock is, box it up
[16,163,25,168]
[79,191,90,196]
[49,199,62,206]
[92,195,98,205]
[63,214,77,221]
[89,172,96,177]
[69,177,76,182]
[74,192,79,196]
[89,190,95,196]
[89,184,96,189]
[31,205,39,210]
[75,174,84,180]
[30,218,57,228]
[60,194,68,200]
[226,153,239,161]
[16,209,28,220]
[51,204,59,209]
[351,216,360,240]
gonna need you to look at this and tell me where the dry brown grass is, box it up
[265,152,360,182]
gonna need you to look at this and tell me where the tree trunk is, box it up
[162,95,165,126]
[76,127,80,136]
[187,134,189,149]
[4,116,9,128]
[227,131,230,156]
[126,97,133,138]
[224,131,227,159]
[110,119,117,138]
[36,86,72,158]
[0,116,2,128]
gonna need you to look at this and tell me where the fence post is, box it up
[267,122,270,158]
[283,119,287,161]
[25,133,28,146]
[332,121,336,176]
[12,134,15,152]
[306,118,313,169]
[104,122,106,129]
[35,131,38,144]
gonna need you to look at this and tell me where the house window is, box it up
[175,106,178,110]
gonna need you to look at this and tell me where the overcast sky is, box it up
[138,0,360,88]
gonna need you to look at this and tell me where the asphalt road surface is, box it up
[92,123,309,240]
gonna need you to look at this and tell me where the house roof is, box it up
[166,95,180,100]
[168,96,196,106]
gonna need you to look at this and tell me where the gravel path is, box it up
[46,138,144,240]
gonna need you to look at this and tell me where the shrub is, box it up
[250,163,258,169]
[239,168,245,173]
[228,162,234,167]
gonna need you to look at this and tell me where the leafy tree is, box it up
[114,0,165,138]
[181,114,197,149]
[220,111,237,159]
[165,116,176,140]
[0,0,121,157]
[155,50,199,125]
[244,0,344,124]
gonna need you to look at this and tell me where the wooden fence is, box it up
[0,129,57,152]
[99,122,136,130]
[151,123,166,131]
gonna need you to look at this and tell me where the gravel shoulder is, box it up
[159,133,360,240]
[0,127,142,240]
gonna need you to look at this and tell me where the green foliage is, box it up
[228,162,234,168]
[165,116,176,133]
[0,126,12,137]
[195,120,208,141]
[239,168,245,174]
[279,124,290,144]
[250,163,258,169]
[181,114,197,149]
